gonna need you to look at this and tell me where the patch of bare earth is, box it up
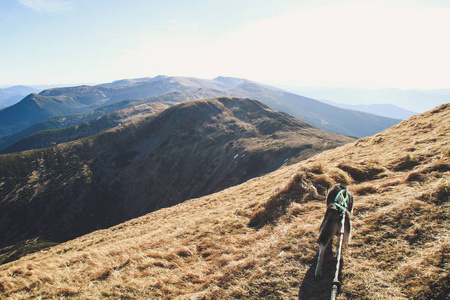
[0,104,449,299]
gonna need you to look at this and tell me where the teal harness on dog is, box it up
[333,189,349,214]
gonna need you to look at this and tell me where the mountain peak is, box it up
[213,76,248,88]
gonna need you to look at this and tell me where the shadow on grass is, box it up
[299,247,345,300]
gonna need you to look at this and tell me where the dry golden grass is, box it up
[0,104,449,299]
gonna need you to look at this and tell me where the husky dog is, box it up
[315,183,354,277]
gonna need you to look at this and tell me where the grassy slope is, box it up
[0,104,448,299]
[206,82,401,137]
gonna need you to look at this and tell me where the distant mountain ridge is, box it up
[0,76,400,147]
[0,97,353,248]
[0,80,192,136]
[0,76,250,137]
[98,76,251,90]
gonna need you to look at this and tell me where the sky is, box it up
[1,0,450,89]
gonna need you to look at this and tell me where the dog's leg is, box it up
[315,242,325,276]
[344,229,351,244]
[315,242,326,276]
[344,216,352,244]
[316,210,339,276]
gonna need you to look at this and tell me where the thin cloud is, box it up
[18,0,74,14]
[110,2,450,89]
[163,20,200,32]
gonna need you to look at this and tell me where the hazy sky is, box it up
[1,0,449,89]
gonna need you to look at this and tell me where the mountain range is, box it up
[0,76,400,153]
[0,101,447,299]
[0,97,353,249]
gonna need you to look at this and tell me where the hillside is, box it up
[0,102,169,154]
[0,76,400,140]
[199,82,401,137]
[0,79,194,137]
[0,97,352,250]
[0,91,195,153]
[0,103,448,299]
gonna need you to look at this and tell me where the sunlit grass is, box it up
[0,104,449,299]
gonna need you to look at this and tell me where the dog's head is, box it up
[326,183,353,212]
